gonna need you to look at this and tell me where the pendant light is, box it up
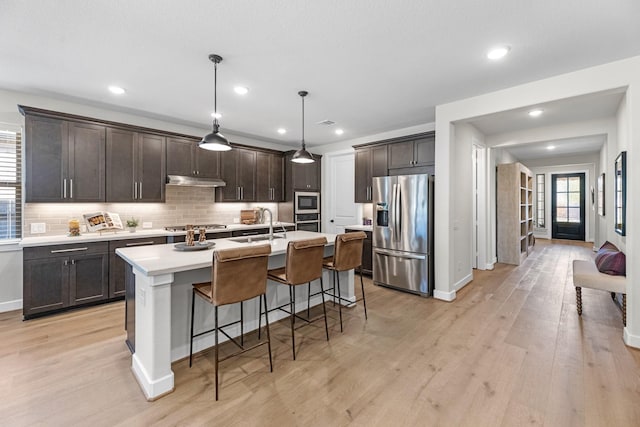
[291,90,315,163]
[199,54,232,151]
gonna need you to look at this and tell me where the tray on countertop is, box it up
[173,241,216,251]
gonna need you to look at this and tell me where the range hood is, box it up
[166,175,227,187]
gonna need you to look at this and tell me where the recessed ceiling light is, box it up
[108,85,126,95]
[234,86,249,95]
[335,129,344,135]
[528,109,544,117]
[487,46,510,60]
[211,112,223,119]
[547,145,556,150]
[277,128,287,135]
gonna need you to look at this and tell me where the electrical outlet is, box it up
[233,217,240,224]
[31,223,46,234]
[142,222,152,229]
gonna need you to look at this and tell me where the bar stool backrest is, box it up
[333,232,366,271]
[211,244,272,306]
[285,237,328,285]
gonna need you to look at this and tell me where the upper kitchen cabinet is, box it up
[24,114,105,202]
[106,128,166,202]
[256,151,284,202]
[166,136,220,178]
[354,145,388,202]
[284,151,321,200]
[217,148,256,202]
[388,134,435,170]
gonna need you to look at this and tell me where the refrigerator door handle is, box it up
[374,248,426,260]
[396,184,402,239]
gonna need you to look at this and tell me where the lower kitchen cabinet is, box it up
[109,237,166,298]
[23,242,109,319]
[345,228,372,275]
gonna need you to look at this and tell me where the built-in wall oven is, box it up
[296,213,320,232]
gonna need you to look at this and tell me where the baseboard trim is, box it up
[454,273,473,291]
[132,354,175,401]
[623,327,640,349]
[484,262,495,270]
[0,299,22,313]
[433,289,456,302]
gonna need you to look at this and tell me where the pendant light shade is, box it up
[200,54,232,152]
[291,90,315,163]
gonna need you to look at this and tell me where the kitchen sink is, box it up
[230,235,285,243]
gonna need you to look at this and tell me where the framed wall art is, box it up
[597,173,605,216]
[614,151,626,235]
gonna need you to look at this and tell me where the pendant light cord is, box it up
[213,60,218,127]
[301,94,305,149]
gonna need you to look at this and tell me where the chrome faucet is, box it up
[263,208,274,241]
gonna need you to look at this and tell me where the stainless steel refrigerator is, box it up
[372,174,434,296]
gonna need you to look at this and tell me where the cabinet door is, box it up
[217,150,240,201]
[68,122,106,202]
[106,128,136,202]
[23,257,69,318]
[388,141,414,169]
[256,152,271,201]
[371,145,388,177]
[362,232,373,275]
[270,153,284,201]
[237,148,256,201]
[166,137,195,176]
[196,147,221,178]
[291,161,308,191]
[354,149,372,203]
[414,136,435,166]
[137,133,166,202]
[69,252,109,306]
[25,115,68,202]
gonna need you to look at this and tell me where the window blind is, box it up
[0,129,21,240]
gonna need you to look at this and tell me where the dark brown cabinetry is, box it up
[217,148,257,202]
[109,237,166,299]
[256,152,284,202]
[284,151,322,200]
[345,228,372,275]
[166,137,220,178]
[388,136,434,170]
[354,145,388,202]
[106,128,166,202]
[23,242,109,319]
[25,115,106,202]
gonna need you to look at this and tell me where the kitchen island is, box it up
[116,230,354,400]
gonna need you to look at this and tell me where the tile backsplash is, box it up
[24,186,280,236]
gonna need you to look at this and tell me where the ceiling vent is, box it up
[317,119,335,126]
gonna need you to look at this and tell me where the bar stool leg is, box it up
[320,277,329,341]
[336,272,343,332]
[307,282,311,319]
[258,296,262,340]
[240,301,244,347]
[332,271,337,306]
[214,306,219,401]
[189,288,196,368]
[263,294,273,372]
[360,268,368,320]
[289,286,296,360]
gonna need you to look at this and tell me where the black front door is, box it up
[551,173,585,240]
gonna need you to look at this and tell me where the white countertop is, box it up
[116,230,336,276]
[19,222,295,247]
[344,224,373,232]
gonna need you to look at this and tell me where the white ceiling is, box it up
[499,135,606,161]
[1,1,640,149]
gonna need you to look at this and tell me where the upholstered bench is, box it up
[572,258,627,326]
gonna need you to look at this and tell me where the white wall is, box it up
[435,55,640,349]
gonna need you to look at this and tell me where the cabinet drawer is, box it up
[109,237,166,251]
[24,241,109,260]
[231,228,268,237]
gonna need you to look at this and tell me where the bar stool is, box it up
[318,232,367,332]
[262,237,329,360]
[189,244,272,401]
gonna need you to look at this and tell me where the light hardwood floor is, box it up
[1,239,639,426]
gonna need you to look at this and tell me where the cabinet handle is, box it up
[63,178,67,199]
[134,182,138,199]
[125,241,156,247]
[139,182,143,199]
[71,259,75,265]
[51,247,88,254]
[241,187,244,199]
[193,170,197,176]
[70,178,73,199]
[64,260,68,266]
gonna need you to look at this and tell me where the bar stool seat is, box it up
[189,244,273,401]
[319,232,368,332]
[260,237,329,360]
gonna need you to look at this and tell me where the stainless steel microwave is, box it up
[294,191,320,214]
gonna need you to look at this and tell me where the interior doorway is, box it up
[472,142,488,270]
[323,152,358,234]
[551,173,586,240]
